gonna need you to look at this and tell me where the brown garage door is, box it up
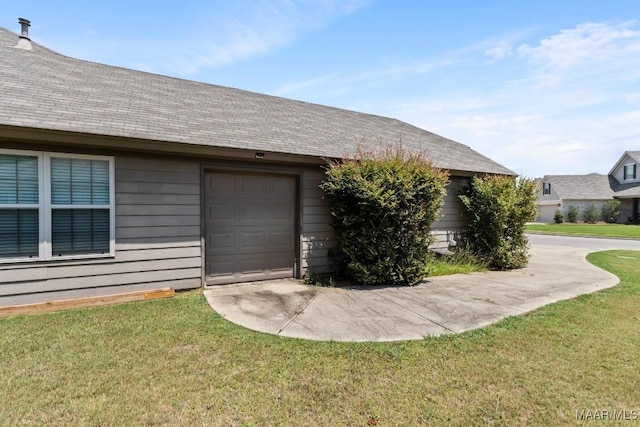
[205,171,297,285]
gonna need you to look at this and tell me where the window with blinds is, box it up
[0,150,114,261]
[624,164,637,181]
[0,154,40,259]
[50,157,111,256]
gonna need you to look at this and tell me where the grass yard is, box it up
[2,251,640,425]
[527,223,640,239]
[425,251,487,277]
[307,252,487,287]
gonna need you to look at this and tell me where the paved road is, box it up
[527,233,640,251]
[204,234,635,342]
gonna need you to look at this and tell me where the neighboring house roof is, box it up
[540,173,616,200]
[608,150,640,176]
[614,181,640,198]
[0,25,514,175]
[540,172,640,200]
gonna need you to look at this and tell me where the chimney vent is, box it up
[15,18,33,50]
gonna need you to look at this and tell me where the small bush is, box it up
[459,175,537,270]
[582,203,600,224]
[566,205,579,223]
[320,143,449,286]
[553,209,563,224]
[601,199,621,223]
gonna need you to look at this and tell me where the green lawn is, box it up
[2,251,640,425]
[527,223,640,238]
[426,251,487,277]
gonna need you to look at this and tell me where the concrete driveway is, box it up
[203,235,638,342]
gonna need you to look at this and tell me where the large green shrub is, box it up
[601,199,621,223]
[459,175,537,270]
[582,203,600,224]
[553,209,563,224]
[566,205,579,223]
[320,145,449,286]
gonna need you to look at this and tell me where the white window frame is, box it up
[0,149,115,263]
[623,163,637,181]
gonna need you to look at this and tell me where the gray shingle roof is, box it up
[542,172,640,199]
[541,173,616,200]
[614,180,640,198]
[0,26,514,175]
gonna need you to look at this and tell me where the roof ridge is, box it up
[0,23,515,175]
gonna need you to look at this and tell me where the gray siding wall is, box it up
[0,155,202,306]
[301,168,337,276]
[612,154,640,184]
[538,182,561,202]
[431,176,469,249]
[300,173,470,274]
[619,199,635,223]
[561,200,606,221]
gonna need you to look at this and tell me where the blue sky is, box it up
[2,1,639,177]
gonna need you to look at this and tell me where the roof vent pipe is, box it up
[15,18,33,50]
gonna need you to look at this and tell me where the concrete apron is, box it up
[203,244,619,342]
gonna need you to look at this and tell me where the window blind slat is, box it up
[0,154,38,204]
[51,158,110,205]
[0,209,39,258]
[51,209,110,256]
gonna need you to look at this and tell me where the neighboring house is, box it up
[0,21,514,307]
[536,152,640,223]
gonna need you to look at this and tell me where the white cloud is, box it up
[47,0,372,76]
[625,93,640,104]
[271,55,458,97]
[168,0,372,74]
[485,41,512,59]
[516,20,640,86]
[358,21,640,177]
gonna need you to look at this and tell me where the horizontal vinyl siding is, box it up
[619,199,635,223]
[301,168,337,275]
[299,173,471,271]
[0,155,202,306]
[431,176,469,249]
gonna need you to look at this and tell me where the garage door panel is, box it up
[269,205,294,220]
[208,204,235,222]
[240,176,267,193]
[238,231,267,250]
[208,173,235,194]
[208,233,234,251]
[269,230,294,247]
[239,201,267,221]
[538,204,559,223]
[205,172,297,285]
[207,254,292,283]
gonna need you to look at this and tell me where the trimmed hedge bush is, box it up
[459,175,537,270]
[320,145,449,286]
[601,199,621,223]
[566,205,579,223]
[582,203,600,224]
[553,209,564,224]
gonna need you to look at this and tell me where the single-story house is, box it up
[0,20,514,307]
[536,151,640,223]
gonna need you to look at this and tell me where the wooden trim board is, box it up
[0,288,175,318]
